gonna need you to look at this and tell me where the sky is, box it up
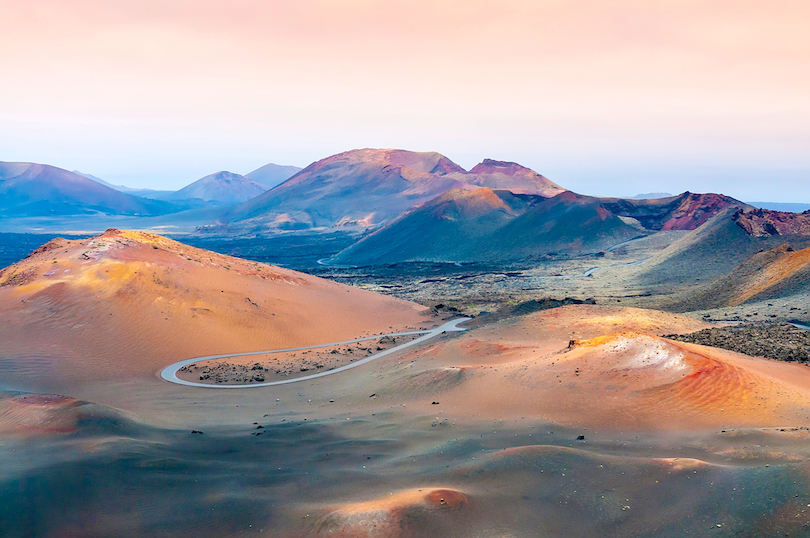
[0,0,808,201]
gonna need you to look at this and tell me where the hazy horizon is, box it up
[2,0,808,201]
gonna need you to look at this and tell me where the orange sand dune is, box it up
[0,229,431,388]
[413,305,712,365]
[306,487,468,538]
[371,306,810,430]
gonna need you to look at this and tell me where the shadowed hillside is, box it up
[638,208,810,287]
[331,189,644,264]
[663,243,810,311]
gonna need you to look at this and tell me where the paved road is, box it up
[160,318,470,389]
[583,257,652,277]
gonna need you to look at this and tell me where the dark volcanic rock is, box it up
[465,297,596,328]
[665,322,810,363]
[734,208,810,237]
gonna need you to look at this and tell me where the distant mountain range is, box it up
[748,201,810,213]
[73,171,174,199]
[631,192,673,200]
[74,162,302,206]
[222,149,566,231]
[4,150,810,272]
[0,162,175,217]
[245,163,303,190]
[162,171,267,206]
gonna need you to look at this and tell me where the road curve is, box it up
[160,318,470,389]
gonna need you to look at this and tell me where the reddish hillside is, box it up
[395,305,810,430]
[601,192,749,231]
[666,243,810,310]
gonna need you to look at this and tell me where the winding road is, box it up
[160,318,470,389]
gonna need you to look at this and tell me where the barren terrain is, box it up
[3,230,810,537]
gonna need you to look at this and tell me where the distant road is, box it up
[160,318,470,389]
[316,257,356,268]
[583,257,651,277]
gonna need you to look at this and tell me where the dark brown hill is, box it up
[330,189,643,265]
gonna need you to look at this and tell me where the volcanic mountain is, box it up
[0,229,430,388]
[459,159,565,197]
[223,149,565,230]
[330,188,749,265]
[600,191,749,231]
[164,171,267,206]
[0,162,174,217]
[245,162,303,190]
[638,207,810,287]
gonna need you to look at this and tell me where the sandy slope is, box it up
[0,229,431,387]
[352,305,810,430]
[6,289,810,536]
[666,243,810,311]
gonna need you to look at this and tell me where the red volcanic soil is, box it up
[372,305,810,430]
[0,229,431,387]
[734,207,810,237]
[659,193,740,230]
[601,192,748,231]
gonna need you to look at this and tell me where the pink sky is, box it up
[1,0,808,199]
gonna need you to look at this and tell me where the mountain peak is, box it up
[465,159,566,197]
[167,171,266,205]
[312,148,467,175]
[469,159,533,175]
